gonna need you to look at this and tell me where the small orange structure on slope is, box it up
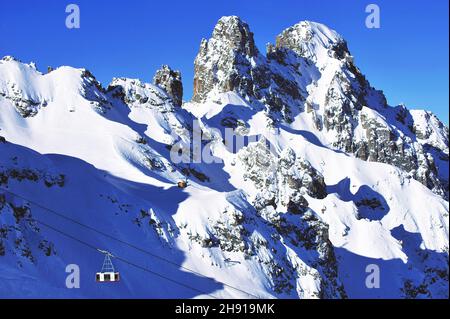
[177,180,187,188]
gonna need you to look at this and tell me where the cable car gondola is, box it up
[96,249,120,283]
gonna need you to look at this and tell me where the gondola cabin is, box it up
[96,271,120,282]
[96,249,120,283]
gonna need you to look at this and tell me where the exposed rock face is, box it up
[192,16,261,103]
[235,140,345,297]
[0,147,59,263]
[153,65,183,107]
[274,20,350,64]
[238,141,328,217]
[211,15,258,57]
[192,16,305,121]
[109,77,172,109]
[0,80,43,118]
[192,16,449,200]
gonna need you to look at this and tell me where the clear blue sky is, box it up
[1,0,448,123]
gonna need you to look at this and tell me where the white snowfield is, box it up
[0,19,448,299]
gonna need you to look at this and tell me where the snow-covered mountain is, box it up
[0,16,448,298]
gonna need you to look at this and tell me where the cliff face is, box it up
[153,65,183,107]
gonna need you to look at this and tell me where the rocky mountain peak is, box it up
[192,16,262,103]
[189,16,449,201]
[275,21,349,63]
[153,65,183,107]
[191,18,348,106]
[212,16,258,57]
[1,56,21,63]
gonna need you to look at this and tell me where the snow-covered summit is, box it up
[275,20,346,64]
[0,57,107,117]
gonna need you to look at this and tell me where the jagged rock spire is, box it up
[211,16,258,57]
[192,16,261,103]
[191,16,306,112]
[153,65,183,107]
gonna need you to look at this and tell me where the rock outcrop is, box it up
[153,65,183,107]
